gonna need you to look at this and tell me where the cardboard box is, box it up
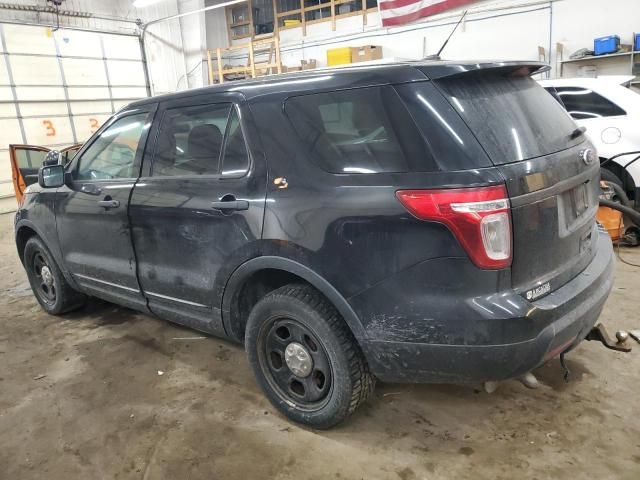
[301,59,317,70]
[351,45,383,63]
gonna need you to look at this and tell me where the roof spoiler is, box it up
[417,61,550,80]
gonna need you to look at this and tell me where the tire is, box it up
[600,168,623,188]
[245,284,375,429]
[23,236,86,315]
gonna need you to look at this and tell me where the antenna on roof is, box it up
[424,10,468,60]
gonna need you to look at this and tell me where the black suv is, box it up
[15,61,614,428]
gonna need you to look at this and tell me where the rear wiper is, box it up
[569,126,587,140]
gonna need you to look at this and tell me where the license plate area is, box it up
[558,180,596,236]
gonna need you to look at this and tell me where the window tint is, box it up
[285,86,433,174]
[221,107,249,177]
[153,103,231,177]
[436,74,582,165]
[555,87,626,119]
[76,113,149,180]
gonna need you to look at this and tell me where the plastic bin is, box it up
[635,33,640,51]
[594,35,620,55]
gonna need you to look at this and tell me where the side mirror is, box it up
[38,164,65,188]
[43,150,62,166]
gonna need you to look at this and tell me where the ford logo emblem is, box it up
[580,148,595,165]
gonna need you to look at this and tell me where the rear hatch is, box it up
[430,66,600,298]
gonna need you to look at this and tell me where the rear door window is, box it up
[152,103,231,177]
[285,86,436,174]
[554,86,626,119]
[435,73,583,165]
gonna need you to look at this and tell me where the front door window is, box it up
[75,113,149,181]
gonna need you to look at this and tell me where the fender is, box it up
[14,218,80,291]
[221,256,366,342]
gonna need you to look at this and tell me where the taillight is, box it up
[396,185,512,269]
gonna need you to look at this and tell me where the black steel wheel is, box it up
[259,316,333,409]
[31,250,57,306]
[245,284,375,429]
[23,236,86,315]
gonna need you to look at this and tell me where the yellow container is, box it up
[284,19,301,26]
[327,47,352,66]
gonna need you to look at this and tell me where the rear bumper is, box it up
[358,229,614,383]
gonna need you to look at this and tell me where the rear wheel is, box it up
[245,284,374,429]
[24,236,86,315]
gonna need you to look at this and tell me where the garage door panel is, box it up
[61,58,107,85]
[10,56,61,85]
[107,60,146,86]
[0,59,9,84]
[19,102,69,117]
[113,100,136,111]
[112,86,147,100]
[56,30,102,58]
[73,114,110,141]
[22,116,74,145]
[15,86,66,101]
[0,149,13,197]
[3,24,56,55]
[70,101,112,115]
[0,103,17,117]
[0,118,23,145]
[67,86,110,101]
[1,23,148,173]
[103,35,142,60]
[0,86,13,101]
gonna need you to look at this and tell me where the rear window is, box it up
[554,86,626,119]
[285,86,436,174]
[436,74,583,165]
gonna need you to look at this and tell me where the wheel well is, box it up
[227,269,313,342]
[601,159,637,201]
[15,226,37,265]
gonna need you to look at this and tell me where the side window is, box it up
[284,86,432,174]
[152,103,231,177]
[555,87,626,119]
[221,107,250,177]
[75,113,149,180]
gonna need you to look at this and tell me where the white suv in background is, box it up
[540,76,640,207]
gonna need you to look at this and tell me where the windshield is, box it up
[435,73,584,165]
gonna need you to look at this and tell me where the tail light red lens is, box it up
[395,185,512,269]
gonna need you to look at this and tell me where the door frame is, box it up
[9,143,82,202]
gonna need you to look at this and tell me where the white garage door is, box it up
[0,23,149,213]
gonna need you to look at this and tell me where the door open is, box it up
[10,144,82,203]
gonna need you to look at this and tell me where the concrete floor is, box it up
[1,213,639,480]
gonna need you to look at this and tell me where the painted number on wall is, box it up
[42,119,56,137]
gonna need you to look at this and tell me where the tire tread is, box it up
[266,283,375,420]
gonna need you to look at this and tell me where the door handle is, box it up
[210,199,249,212]
[98,199,120,209]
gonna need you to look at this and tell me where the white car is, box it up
[539,76,640,207]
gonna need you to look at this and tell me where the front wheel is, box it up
[23,236,86,315]
[245,284,375,429]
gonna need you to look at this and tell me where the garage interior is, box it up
[2,0,640,478]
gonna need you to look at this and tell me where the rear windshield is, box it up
[435,73,583,165]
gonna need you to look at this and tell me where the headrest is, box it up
[187,124,222,159]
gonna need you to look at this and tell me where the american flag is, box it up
[379,0,477,27]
